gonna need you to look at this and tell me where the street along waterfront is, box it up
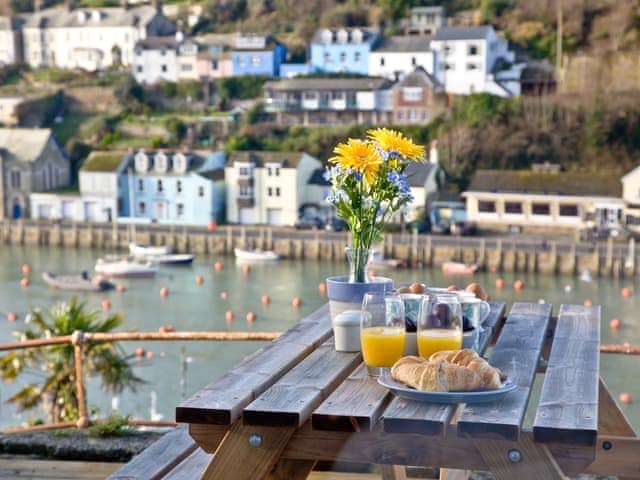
[0,244,638,431]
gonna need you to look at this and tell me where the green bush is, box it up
[88,413,133,437]
[216,76,269,101]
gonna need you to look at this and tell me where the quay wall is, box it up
[1,221,636,278]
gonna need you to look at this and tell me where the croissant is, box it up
[429,349,503,389]
[391,356,484,392]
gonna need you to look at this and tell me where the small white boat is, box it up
[234,247,280,261]
[368,251,405,270]
[129,243,172,257]
[442,261,479,275]
[95,258,157,278]
[43,272,115,291]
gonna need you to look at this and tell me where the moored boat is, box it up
[42,272,115,291]
[129,243,172,257]
[234,247,280,261]
[145,253,194,265]
[95,258,157,278]
[442,261,479,275]
[368,250,406,270]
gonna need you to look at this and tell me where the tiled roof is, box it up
[264,77,391,92]
[406,162,436,187]
[373,36,431,53]
[135,36,179,50]
[433,26,493,42]
[197,168,225,181]
[23,6,159,29]
[466,170,622,197]
[0,128,52,163]
[227,151,308,168]
[308,167,330,186]
[394,67,441,89]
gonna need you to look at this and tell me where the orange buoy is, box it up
[158,326,167,333]
[225,310,234,322]
[610,318,621,330]
[495,278,505,289]
[116,283,127,293]
[220,291,228,300]
[241,264,251,275]
[20,277,30,287]
[489,266,497,274]
[513,279,525,291]
[261,294,271,304]
[160,287,169,297]
[7,312,17,322]
[292,297,302,308]
[21,264,31,274]
[246,311,257,323]
[101,299,111,311]
[214,261,223,271]
[318,282,327,294]
[620,392,633,404]
[135,347,145,357]
[622,287,633,298]
[207,220,217,231]
[584,299,593,307]
[165,325,175,332]
[195,275,204,285]
[146,350,154,359]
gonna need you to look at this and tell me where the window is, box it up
[136,49,142,56]
[380,56,385,66]
[532,203,550,215]
[403,87,422,102]
[466,63,478,70]
[157,179,163,193]
[275,187,281,197]
[198,186,204,197]
[421,110,428,120]
[408,110,417,121]
[211,59,218,69]
[160,49,166,56]
[180,63,193,71]
[397,111,403,121]
[468,44,478,56]
[177,203,184,217]
[239,185,251,196]
[340,52,346,63]
[559,204,579,217]
[138,179,144,192]
[411,56,416,66]
[444,45,453,55]
[251,55,260,65]
[161,65,167,73]
[10,170,20,188]
[267,167,272,176]
[354,52,361,63]
[239,55,246,66]
[304,92,316,99]
[331,91,344,100]
[138,201,146,215]
[239,166,249,176]
[267,187,273,196]
[445,63,454,71]
[324,52,331,63]
[505,202,523,214]
[137,65,143,73]
[177,180,182,193]
[478,201,496,213]
[275,167,280,176]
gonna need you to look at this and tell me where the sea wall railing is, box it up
[0,330,279,434]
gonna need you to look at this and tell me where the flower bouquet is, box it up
[325,128,426,283]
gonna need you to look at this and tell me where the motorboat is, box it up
[442,261,479,275]
[42,272,115,291]
[368,250,406,270]
[145,253,194,265]
[234,247,280,261]
[129,243,172,257]
[95,258,157,278]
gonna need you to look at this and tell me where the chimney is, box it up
[429,140,438,164]
[34,0,41,13]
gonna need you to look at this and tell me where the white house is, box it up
[405,6,446,36]
[369,36,436,80]
[430,26,524,97]
[31,150,128,222]
[0,16,23,65]
[225,151,322,225]
[132,34,199,84]
[21,4,175,71]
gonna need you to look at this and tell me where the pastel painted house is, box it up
[621,166,640,236]
[390,67,445,124]
[310,27,379,76]
[225,151,322,225]
[120,149,226,226]
[0,128,70,220]
[369,36,436,80]
[230,35,286,77]
[31,150,128,222]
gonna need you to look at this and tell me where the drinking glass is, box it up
[417,294,463,359]
[360,292,406,376]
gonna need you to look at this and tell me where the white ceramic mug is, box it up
[460,297,490,351]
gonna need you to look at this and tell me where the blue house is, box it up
[310,27,379,75]
[230,35,287,77]
[120,150,226,226]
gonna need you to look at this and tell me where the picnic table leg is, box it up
[379,464,407,480]
[199,422,296,480]
[438,468,469,480]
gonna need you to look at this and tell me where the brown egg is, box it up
[397,286,411,294]
[409,283,424,294]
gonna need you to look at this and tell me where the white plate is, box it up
[378,374,517,404]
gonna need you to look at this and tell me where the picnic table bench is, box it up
[110,301,640,480]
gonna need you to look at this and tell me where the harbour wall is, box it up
[1,220,636,278]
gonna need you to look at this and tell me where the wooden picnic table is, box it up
[172,301,640,480]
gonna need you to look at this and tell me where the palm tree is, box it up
[0,297,143,424]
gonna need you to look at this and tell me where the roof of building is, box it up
[394,66,441,89]
[264,77,391,92]
[311,27,378,44]
[227,151,310,168]
[197,168,225,181]
[0,16,25,30]
[0,128,52,163]
[23,6,160,29]
[432,26,493,42]
[411,6,445,14]
[406,162,436,187]
[466,170,622,197]
[135,36,179,50]
[81,151,127,172]
[373,35,431,53]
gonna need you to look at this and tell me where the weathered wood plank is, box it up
[265,459,317,480]
[585,435,640,478]
[243,339,361,427]
[107,425,196,480]
[163,448,212,480]
[0,459,121,479]
[187,424,229,454]
[312,364,392,432]
[478,301,506,353]
[176,304,332,425]
[456,302,552,441]
[597,377,636,436]
[533,305,600,446]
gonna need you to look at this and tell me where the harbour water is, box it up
[0,245,639,431]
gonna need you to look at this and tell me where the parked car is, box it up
[294,217,324,230]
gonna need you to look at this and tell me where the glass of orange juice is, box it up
[360,292,405,376]
[417,294,462,359]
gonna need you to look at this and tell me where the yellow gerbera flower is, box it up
[367,128,425,161]
[329,139,382,184]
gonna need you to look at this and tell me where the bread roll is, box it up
[429,349,503,389]
[391,356,484,392]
